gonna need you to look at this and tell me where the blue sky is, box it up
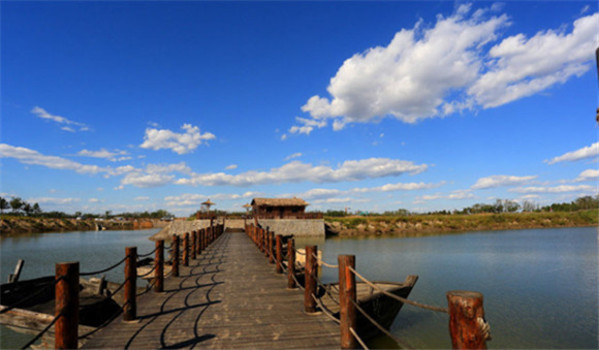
[1,1,598,216]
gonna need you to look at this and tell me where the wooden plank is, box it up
[82,230,340,349]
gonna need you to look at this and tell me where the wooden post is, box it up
[124,247,137,321]
[447,291,488,350]
[155,240,164,293]
[304,245,318,313]
[191,231,197,260]
[259,228,264,253]
[199,229,204,253]
[55,262,79,349]
[275,234,283,273]
[287,239,296,289]
[338,255,357,349]
[183,232,189,267]
[268,233,275,264]
[172,234,179,277]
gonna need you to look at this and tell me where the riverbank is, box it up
[0,216,167,236]
[324,210,598,237]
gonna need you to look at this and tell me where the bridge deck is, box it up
[82,231,340,349]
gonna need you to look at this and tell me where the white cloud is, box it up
[134,196,150,201]
[284,152,303,161]
[88,198,101,203]
[470,13,598,108]
[574,169,599,182]
[546,142,599,164]
[119,162,191,188]
[164,191,259,207]
[28,197,80,204]
[0,143,107,175]
[77,148,130,162]
[175,158,428,187]
[140,124,216,154]
[417,189,475,201]
[293,7,597,131]
[225,164,238,170]
[31,106,90,132]
[509,184,596,194]
[471,174,537,189]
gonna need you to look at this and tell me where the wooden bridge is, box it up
[81,229,340,349]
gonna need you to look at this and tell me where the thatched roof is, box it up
[251,198,308,207]
[202,199,215,206]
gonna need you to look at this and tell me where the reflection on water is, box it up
[316,227,598,349]
[0,228,159,349]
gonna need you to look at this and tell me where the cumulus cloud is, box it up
[509,184,595,194]
[225,164,238,170]
[574,169,599,182]
[28,197,80,204]
[77,148,130,162]
[471,174,537,189]
[31,106,90,132]
[140,124,216,154]
[545,142,599,164]
[119,162,191,188]
[0,143,107,175]
[164,191,260,207]
[175,158,428,186]
[284,152,303,161]
[417,189,475,201]
[292,6,597,132]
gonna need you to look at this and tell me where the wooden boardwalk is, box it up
[82,231,340,349]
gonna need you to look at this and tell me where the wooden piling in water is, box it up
[275,234,283,273]
[338,255,357,349]
[55,262,79,349]
[172,234,180,277]
[447,291,488,350]
[155,240,164,293]
[124,247,137,321]
[304,245,318,313]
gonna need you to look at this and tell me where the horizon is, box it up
[1,1,598,217]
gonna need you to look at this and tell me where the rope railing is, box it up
[311,252,339,269]
[137,246,159,258]
[80,256,128,277]
[348,266,449,314]
[137,263,157,278]
[349,327,370,350]
[19,310,64,350]
[311,293,339,325]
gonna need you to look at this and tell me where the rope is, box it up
[136,279,158,297]
[294,249,306,256]
[291,273,305,290]
[109,279,127,296]
[349,298,414,350]
[349,327,370,350]
[137,246,159,258]
[137,264,157,278]
[311,253,339,269]
[0,278,60,314]
[311,294,340,325]
[80,256,128,276]
[19,310,63,349]
[348,267,448,314]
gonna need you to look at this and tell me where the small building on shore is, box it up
[251,197,309,219]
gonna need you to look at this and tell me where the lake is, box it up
[1,226,597,349]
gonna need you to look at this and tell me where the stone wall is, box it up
[256,219,325,237]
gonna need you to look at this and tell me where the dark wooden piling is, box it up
[192,231,197,260]
[124,247,137,321]
[447,291,487,350]
[304,245,318,313]
[55,262,79,349]
[287,239,296,289]
[155,240,164,293]
[183,233,189,267]
[172,234,180,277]
[275,234,283,273]
[268,232,275,264]
[338,255,357,349]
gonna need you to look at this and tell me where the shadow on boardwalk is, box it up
[82,231,340,349]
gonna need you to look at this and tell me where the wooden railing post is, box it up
[199,229,204,253]
[155,240,164,293]
[275,234,283,273]
[55,262,79,349]
[183,233,189,267]
[192,231,197,260]
[124,247,137,321]
[447,291,488,350]
[172,234,180,277]
[259,228,264,253]
[287,239,296,289]
[338,255,357,349]
[268,232,275,264]
[304,245,318,313]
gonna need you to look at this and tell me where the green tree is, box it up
[0,197,9,214]
[9,197,24,214]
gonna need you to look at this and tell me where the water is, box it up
[1,227,597,349]
[0,228,160,349]
[312,227,598,349]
